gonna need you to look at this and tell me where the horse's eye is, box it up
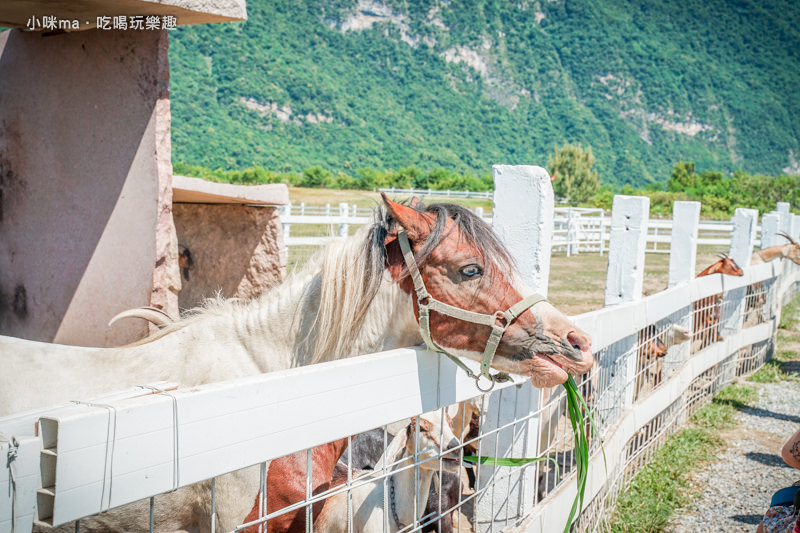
[459,265,483,279]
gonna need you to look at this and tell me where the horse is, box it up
[242,405,469,533]
[1,195,593,532]
[313,413,461,532]
[240,437,349,533]
[692,253,744,352]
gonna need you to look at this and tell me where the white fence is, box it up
[378,187,494,200]
[2,169,800,533]
[281,204,772,266]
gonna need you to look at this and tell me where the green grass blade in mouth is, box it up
[562,374,605,533]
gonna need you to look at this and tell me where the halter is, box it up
[397,230,546,392]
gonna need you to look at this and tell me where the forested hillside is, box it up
[169,0,800,187]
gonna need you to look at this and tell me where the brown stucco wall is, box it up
[0,28,179,346]
[173,204,286,309]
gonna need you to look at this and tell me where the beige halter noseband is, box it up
[397,230,546,391]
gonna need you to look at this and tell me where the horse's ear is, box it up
[381,193,434,242]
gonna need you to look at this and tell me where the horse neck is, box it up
[314,438,350,479]
[390,459,435,526]
[166,234,419,373]
[299,235,420,365]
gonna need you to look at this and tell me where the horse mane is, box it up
[130,200,515,366]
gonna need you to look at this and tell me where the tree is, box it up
[548,143,600,205]
[667,161,696,192]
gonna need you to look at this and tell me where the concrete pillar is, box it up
[491,165,554,297]
[791,214,800,241]
[0,28,178,346]
[760,213,781,249]
[728,208,759,270]
[777,202,791,236]
[722,208,759,337]
[604,196,650,306]
[604,195,650,410]
[668,201,701,288]
[474,165,553,531]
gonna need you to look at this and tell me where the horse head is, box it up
[378,195,593,388]
[779,232,800,265]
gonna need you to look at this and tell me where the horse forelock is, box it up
[371,200,516,283]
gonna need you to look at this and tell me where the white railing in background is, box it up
[280,204,771,266]
[3,174,800,533]
[378,187,494,199]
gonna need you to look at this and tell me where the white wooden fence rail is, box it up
[280,205,785,264]
[2,167,800,533]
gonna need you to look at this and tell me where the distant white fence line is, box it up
[3,168,800,533]
[280,203,772,265]
[378,186,494,199]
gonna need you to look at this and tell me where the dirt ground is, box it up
[548,248,724,316]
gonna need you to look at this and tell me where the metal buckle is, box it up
[474,373,496,393]
[492,310,509,329]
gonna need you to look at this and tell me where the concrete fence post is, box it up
[604,196,650,306]
[760,213,781,249]
[668,201,701,288]
[791,213,800,240]
[665,201,701,379]
[604,195,650,410]
[722,208,759,336]
[338,202,349,239]
[777,202,791,236]
[728,208,759,270]
[473,165,553,531]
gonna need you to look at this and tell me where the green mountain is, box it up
[169,0,800,187]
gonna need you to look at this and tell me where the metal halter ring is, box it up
[474,373,497,393]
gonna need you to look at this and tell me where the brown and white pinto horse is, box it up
[692,253,744,352]
[4,196,592,532]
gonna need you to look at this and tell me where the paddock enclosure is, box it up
[2,166,800,533]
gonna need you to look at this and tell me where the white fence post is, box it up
[668,201,701,288]
[338,202,348,239]
[722,208,759,337]
[665,201,700,380]
[761,212,781,249]
[777,202,791,235]
[491,165,553,295]
[728,208,759,270]
[604,195,650,306]
[604,195,650,410]
[791,213,800,240]
[474,165,553,531]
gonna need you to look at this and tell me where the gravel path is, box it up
[669,374,800,532]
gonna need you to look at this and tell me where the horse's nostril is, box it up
[567,331,590,360]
